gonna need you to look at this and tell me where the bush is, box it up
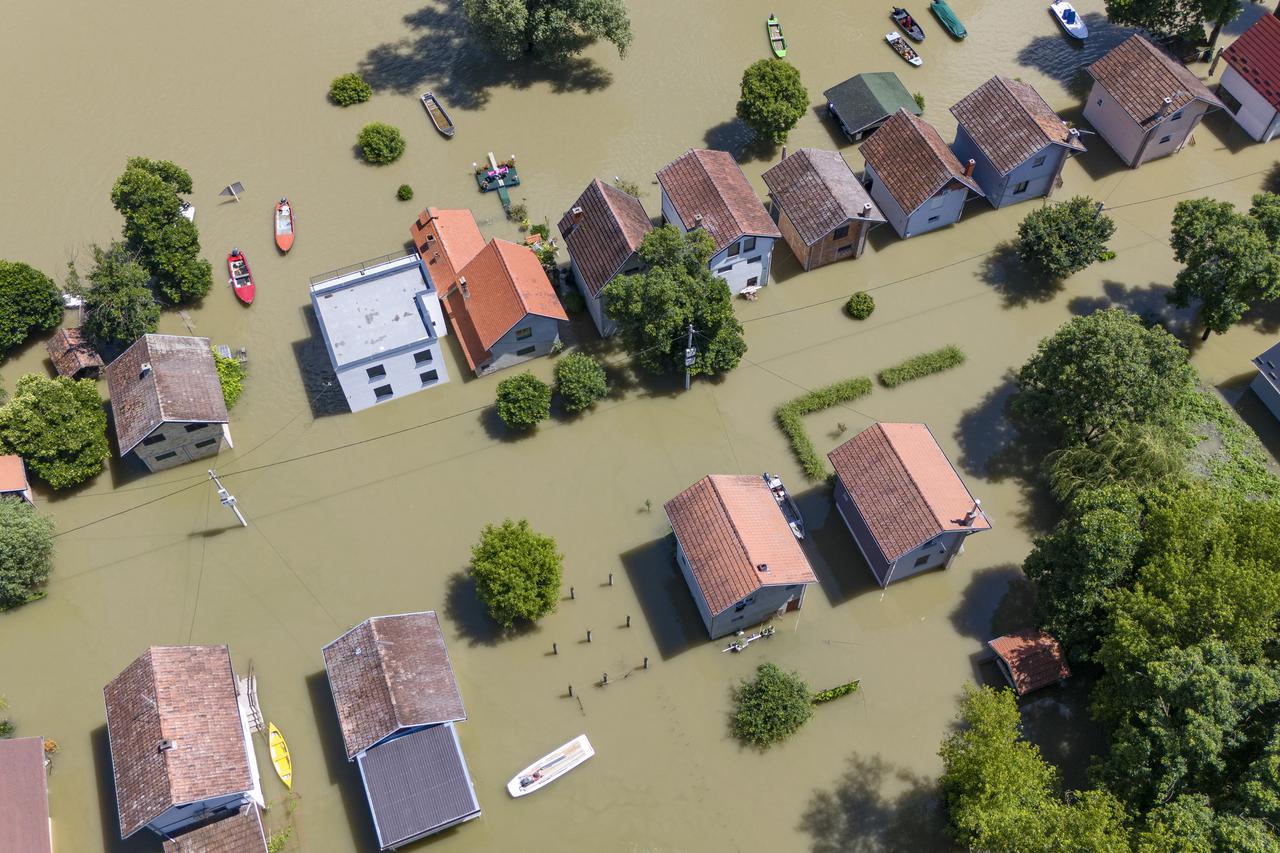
[731,662,814,747]
[0,375,108,489]
[357,123,406,165]
[846,291,875,320]
[877,345,966,388]
[0,261,62,356]
[555,353,609,413]
[530,223,550,240]
[1016,196,1116,279]
[913,91,926,112]
[0,498,55,610]
[496,372,551,430]
[329,73,372,106]
[813,680,861,704]
[470,519,563,628]
[776,378,874,480]
[397,184,414,201]
[212,348,245,409]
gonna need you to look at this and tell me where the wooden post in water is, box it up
[552,642,558,655]
[570,586,575,600]
[587,630,592,643]
[643,657,649,669]
[626,615,631,628]
[568,684,573,697]
[608,573,614,586]
[602,672,608,685]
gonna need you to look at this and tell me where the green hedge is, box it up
[846,291,875,320]
[877,345,965,388]
[813,679,860,704]
[776,377,873,481]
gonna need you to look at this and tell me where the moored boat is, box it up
[886,31,923,66]
[227,248,255,305]
[764,473,805,539]
[268,722,292,790]
[930,0,967,38]
[1050,1,1088,39]
[421,92,455,138]
[507,734,594,798]
[179,201,195,222]
[767,14,787,58]
[891,7,926,41]
[274,198,295,253]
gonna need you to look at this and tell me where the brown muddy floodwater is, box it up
[5,0,1280,850]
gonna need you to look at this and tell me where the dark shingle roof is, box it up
[161,805,268,853]
[859,111,983,214]
[0,737,52,853]
[950,77,1085,175]
[46,327,104,378]
[1087,35,1223,130]
[105,334,229,456]
[823,72,922,136]
[1224,14,1280,111]
[558,179,653,298]
[323,611,466,760]
[656,149,780,253]
[762,148,885,245]
[988,630,1071,695]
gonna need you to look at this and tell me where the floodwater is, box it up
[4,0,1280,850]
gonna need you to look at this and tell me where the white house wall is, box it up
[904,186,968,238]
[660,189,773,295]
[864,163,910,237]
[1220,65,1280,142]
[1084,81,1208,167]
[883,530,968,585]
[708,583,804,639]
[337,338,448,412]
[480,313,562,375]
[1252,374,1280,421]
[674,539,715,636]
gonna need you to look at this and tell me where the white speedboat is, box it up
[1050,1,1088,39]
[507,735,594,798]
[179,201,195,222]
[764,473,805,539]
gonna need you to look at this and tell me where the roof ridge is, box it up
[490,239,528,313]
[800,150,853,221]
[146,649,177,802]
[710,475,762,599]
[368,620,403,734]
[878,425,946,538]
[903,111,958,195]
[693,149,744,237]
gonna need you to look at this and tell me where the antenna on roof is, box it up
[963,499,983,527]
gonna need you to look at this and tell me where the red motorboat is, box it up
[274,198,295,253]
[227,249,255,305]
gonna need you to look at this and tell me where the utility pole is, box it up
[208,469,247,527]
[684,324,696,391]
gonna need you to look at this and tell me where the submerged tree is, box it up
[1104,0,1241,51]
[470,519,563,628]
[110,157,211,304]
[0,375,109,489]
[554,352,608,413]
[495,372,552,429]
[0,498,54,611]
[1015,196,1116,279]
[730,662,813,748]
[462,0,633,63]
[0,260,63,356]
[81,242,161,348]
[736,59,808,145]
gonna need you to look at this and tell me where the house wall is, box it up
[1083,81,1209,167]
[661,190,773,294]
[146,793,250,837]
[773,203,874,271]
[477,313,562,376]
[133,422,226,473]
[336,335,448,412]
[673,538,715,636]
[569,252,640,338]
[951,130,1066,208]
[1220,66,1280,143]
[833,479,893,585]
[863,163,910,238]
[708,583,806,639]
[1134,101,1209,166]
[863,164,968,239]
[881,530,969,585]
[1251,373,1280,421]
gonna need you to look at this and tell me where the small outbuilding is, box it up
[665,474,818,639]
[559,179,653,337]
[1220,14,1280,143]
[161,804,268,853]
[762,147,886,270]
[829,422,990,587]
[0,736,53,853]
[46,327,103,379]
[1251,340,1280,421]
[0,455,34,504]
[988,629,1071,696]
[823,72,923,142]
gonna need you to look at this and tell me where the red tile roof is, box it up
[859,110,983,214]
[46,327,104,378]
[0,455,29,496]
[411,207,487,292]
[1224,14,1280,111]
[664,474,817,615]
[950,77,1085,175]
[988,630,1071,696]
[829,423,990,563]
[762,148,885,246]
[1087,35,1223,130]
[558,179,653,297]
[0,737,52,853]
[161,805,268,853]
[656,149,780,253]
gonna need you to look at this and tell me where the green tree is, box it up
[0,261,63,355]
[1249,191,1280,244]
[0,497,55,610]
[735,59,808,145]
[147,216,212,303]
[1015,197,1116,279]
[1168,197,1280,340]
[1104,0,1241,51]
[357,123,406,164]
[1012,308,1197,444]
[496,372,552,429]
[469,519,563,627]
[1136,794,1280,852]
[730,662,813,748]
[110,158,211,305]
[1044,421,1189,504]
[81,243,160,348]
[329,72,372,106]
[212,348,245,409]
[603,225,747,376]
[0,375,108,489]
[554,352,608,413]
[462,0,633,62]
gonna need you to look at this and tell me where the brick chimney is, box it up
[459,276,470,300]
[963,159,976,178]
[570,206,584,226]
[693,213,703,228]
[861,202,873,218]
[1160,96,1175,117]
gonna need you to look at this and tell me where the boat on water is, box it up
[421,92,455,138]
[886,31,923,66]
[764,472,805,539]
[179,201,195,222]
[767,14,787,58]
[227,249,255,305]
[930,0,967,38]
[507,734,594,798]
[268,722,292,790]
[1050,1,1088,39]
[891,7,926,41]
[274,198,295,253]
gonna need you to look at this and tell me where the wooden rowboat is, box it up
[767,14,787,58]
[930,0,967,38]
[886,31,923,66]
[507,734,594,798]
[274,198,295,253]
[268,722,292,790]
[891,7,926,41]
[227,248,255,305]
[764,473,805,539]
[420,92,455,138]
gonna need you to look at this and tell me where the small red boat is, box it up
[227,249,255,305]
[274,198,295,253]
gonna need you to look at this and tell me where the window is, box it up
[142,433,166,446]
[420,369,439,385]
[833,225,850,240]
[366,365,386,380]
[927,215,941,223]
[516,345,536,356]
[743,237,757,252]
[747,256,761,265]
[727,241,741,257]
[1159,135,1172,144]
[373,384,393,401]
[184,423,205,433]
[413,349,433,365]
[913,554,931,568]
[514,327,533,341]
[1170,111,1183,121]
[1220,89,1243,115]
[1013,180,1030,195]
[193,438,218,449]
[155,451,178,461]
[734,596,756,613]
[746,276,759,287]
[837,245,854,258]
[1032,156,1047,168]
[717,265,733,273]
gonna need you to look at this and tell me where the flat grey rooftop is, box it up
[311,255,436,368]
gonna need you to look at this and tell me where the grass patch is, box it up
[1186,388,1280,499]
[776,377,873,481]
[877,345,965,388]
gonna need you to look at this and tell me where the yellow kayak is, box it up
[268,722,293,790]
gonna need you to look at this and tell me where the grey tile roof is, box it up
[762,148,885,246]
[656,149,780,253]
[105,335,228,456]
[558,179,653,298]
[1087,35,1223,130]
[950,76,1085,175]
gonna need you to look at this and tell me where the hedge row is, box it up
[776,377,873,481]
[813,679,860,704]
[877,345,966,388]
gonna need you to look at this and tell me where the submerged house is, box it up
[559,179,653,337]
[1221,14,1280,143]
[829,423,990,587]
[950,76,1085,208]
[859,110,984,239]
[0,736,53,853]
[1083,35,1222,168]
[762,147,885,270]
[323,611,481,850]
[0,455,33,504]
[656,148,781,295]
[988,629,1071,697]
[664,474,818,639]
[310,253,449,413]
[46,327,103,379]
[412,208,568,376]
[823,72,922,142]
[103,645,262,841]
[1251,341,1280,421]
[105,334,230,473]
